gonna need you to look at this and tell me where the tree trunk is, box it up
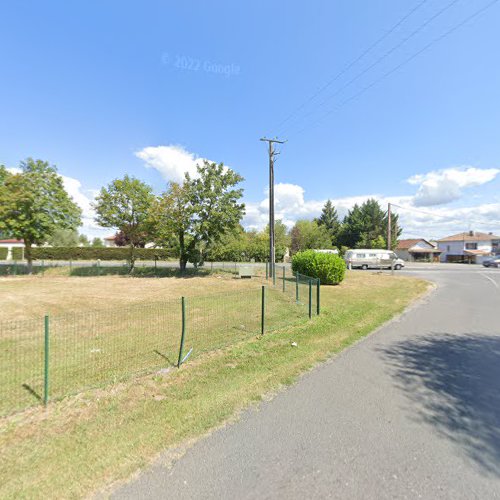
[25,242,33,275]
[179,231,187,273]
[128,244,136,274]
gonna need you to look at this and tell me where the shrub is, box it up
[30,247,177,261]
[11,247,24,260]
[0,248,8,260]
[292,250,346,285]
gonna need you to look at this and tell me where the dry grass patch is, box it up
[0,273,259,321]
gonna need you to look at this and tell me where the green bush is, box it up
[11,247,24,260]
[292,250,346,285]
[0,248,8,260]
[31,247,177,261]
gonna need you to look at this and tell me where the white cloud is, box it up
[135,145,210,182]
[408,166,500,207]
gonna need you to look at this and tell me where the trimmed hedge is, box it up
[11,247,24,260]
[0,248,8,260]
[292,250,346,285]
[31,247,177,261]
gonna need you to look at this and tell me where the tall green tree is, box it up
[316,199,340,243]
[290,219,333,254]
[78,234,90,246]
[0,159,82,272]
[151,161,245,271]
[337,199,402,249]
[91,237,104,248]
[93,175,155,272]
[47,229,80,247]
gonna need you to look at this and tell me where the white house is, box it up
[104,235,117,247]
[438,231,500,264]
[396,239,442,262]
[0,239,25,260]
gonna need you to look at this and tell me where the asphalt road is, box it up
[113,264,500,499]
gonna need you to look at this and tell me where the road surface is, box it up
[113,264,500,499]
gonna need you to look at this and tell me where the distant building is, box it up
[104,235,117,247]
[438,231,500,264]
[0,239,25,260]
[396,239,441,262]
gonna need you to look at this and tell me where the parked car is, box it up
[482,257,500,268]
[344,249,405,270]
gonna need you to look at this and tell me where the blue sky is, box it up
[1,0,500,239]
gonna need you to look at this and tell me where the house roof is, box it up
[0,239,23,244]
[397,238,436,250]
[438,231,500,242]
[104,235,116,241]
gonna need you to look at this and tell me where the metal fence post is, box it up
[273,267,276,287]
[44,315,50,406]
[308,280,312,319]
[41,260,45,276]
[296,274,299,303]
[177,297,186,367]
[261,286,266,335]
[282,266,286,292]
[316,278,320,315]
[265,261,268,280]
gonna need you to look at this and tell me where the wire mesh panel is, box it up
[47,300,181,401]
[184,289,262,357]
[265,287,308,332]
[0,318,44,416]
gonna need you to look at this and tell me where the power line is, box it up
[288,0,499,137]
[280,0,461,136]
[273,0,430,134]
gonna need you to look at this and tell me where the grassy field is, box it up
[0,271,429,499]
[0,271,311,416]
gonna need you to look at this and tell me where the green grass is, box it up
[0,272,429,499]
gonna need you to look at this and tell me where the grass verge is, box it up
[0,272,429,499]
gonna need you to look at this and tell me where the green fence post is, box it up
[44,315,50,406]
[265,261,268,280]
[261,286,266,335]
[272,267,276,287]
[295,274,299,303]
[308,279,312,319]
[282,266,286,292]
[316,278,320,315]
[41,260,45,276]
[177,297,186,367]
[69,260,72,274]
[13,260,17,276]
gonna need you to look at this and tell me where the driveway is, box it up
[113,264,500,499]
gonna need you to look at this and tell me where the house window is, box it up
[465,243,477,250]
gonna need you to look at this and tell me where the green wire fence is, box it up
[0,267,320,417]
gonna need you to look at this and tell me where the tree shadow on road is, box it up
[380,333,500,476]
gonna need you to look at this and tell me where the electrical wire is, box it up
[287,0,499,137]
[273,0,430,135]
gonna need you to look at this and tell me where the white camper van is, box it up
[344,249,405,270]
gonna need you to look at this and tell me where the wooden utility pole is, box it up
[260,137,286,280]
[387,202,392,250]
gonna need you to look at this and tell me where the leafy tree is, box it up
[47,229,80,247]
[290,220,333,254]
[337,199,402,249]
[114,230,147,248]
[78,234,90,246]
[91,237,104,247]
[151,161,245,271]
[0,159,82,272]
[93,175,155,272]
[316,200,340,243]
